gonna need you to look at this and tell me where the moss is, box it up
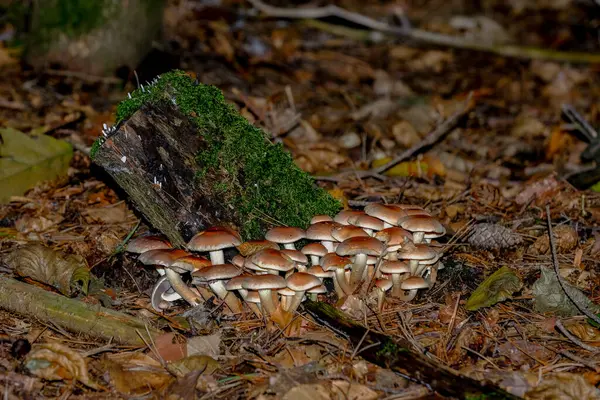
[97,70,342,239]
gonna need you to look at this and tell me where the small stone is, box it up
[339,131,361,149]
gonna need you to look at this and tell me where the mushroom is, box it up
[265,227,305,250]
[126,235,172,254]
[286,272,322,313]
[334,210,365,225]
[307,284,327,301]
[169,255,211,274]
[398,216,445,244]
[187,226,242,264]
[280,249,309,272]
[301,242,328,266]
[192,264,243,313]
[311,215,333,223]
[307,265,334,283]
[364,204,405,228]
[374,279,393,312]
[231,254,245,268]
[248,249,295,275]
[398,276,429,301]
[138,248,189,276]
[277,287,296,311]
[150,276,175,311]
[347,214,384,236]
[306,221,340,252]
[236,239,279,257]
[379,260,411,297]
[375,227,413,260]
[397,244,439,276]
[244,291,263,313]
[242,275,287,315]
[321,253,353,297]
[335,237,384,288]
[164,267,201,306]
[331,225,369,242]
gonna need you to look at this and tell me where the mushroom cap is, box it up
[306,221,339,241]
[187,227,242,252]
[308,284,327,294]
[249,249,295,272]
[138,249,189,266]
[336,237,384,257]
[399,216,445,236]
[280,249,309,264]
[225,274,251,291]
[245,291,261,303]
[170,255,212,272]
[348,214,384,231]
[307,265,334,278]
[278,287,296,296]
[311,214,333,223]
[231,254,246,268]
[265,227,305,244]
[397,244,439,262]
[334,210,365,225]
[375,227,413,249]
[375,279,393,291]
[126,235,172,253]
[388,204,427,211]
[286,272,322,291]
[236,239,279,256]
[364,204,404,226]
[321,253,353,270]
[400,276,429,290]
[380,260,411,274]
[331,225,369,242]
[301,243,328,257]
[242,274,287,290]
[192,264,241,282]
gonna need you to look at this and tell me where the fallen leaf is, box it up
[525,372,600,400]
[331,380,379,400]
[83,202,130,224]
[166,355,220,377]
[465,266,522,311]
[186,332,221,358]
[497,340,554,367]
[528,225,578,255]
[155,332,187,363]
[282,383,331,400]
[103,352,172,395]
[0,127,72,204]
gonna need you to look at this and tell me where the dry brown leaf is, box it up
[154,332,187,363]
[515,175,561,205]
[331,380,379,400]
[525,372,600,400]
[166,355,220,378]
[24,343,100,389]
[15,214,62,233]
[282,383,331,400]
[102,352,172,395]
[83,203,130,224]
[497,340,554,367]
[528,225,578,255]
[186,332,221,358]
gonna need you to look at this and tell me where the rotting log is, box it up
[0,276,161,346]
[91,70,341,246]
[303,300,522,400]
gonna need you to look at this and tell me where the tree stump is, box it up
[92,70,341,247]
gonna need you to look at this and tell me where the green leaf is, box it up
[465,266,522,311]
[0,127,72,203]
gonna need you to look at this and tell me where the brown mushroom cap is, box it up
[348,214,384,232]
[400,276,429,290]
[236,239,279,256]
[398,216,445,237]
[375,279,393,291]
[321,253,353,270]
[231,254,245,268]
[301,243,328,258]
[375,227,413,251]
[138,249,189,267]
[170,255,212,273]
[307,265,334,278]
[311,215,333,223]
[397,244,439,262]
[187,227,242,252]
[126,235,172,253]
[306,221,339,241]
[336,237,384,257]
[334,210,365,225]
[249,249,296,273]
[265,227,306,244]
[388,204,427,211]
[245,291,261,303]
[308,284,327,294]
[380,260,411,274]
[225,274,251,291]
[286,272,322,291]
[242,274,287,291]
[331,225,369,242]
[192,263,241,282]
[280,249,308,265]
[278,287,296,296]
[364,204,404,226]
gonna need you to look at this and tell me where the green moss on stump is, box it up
[93,70,341,239]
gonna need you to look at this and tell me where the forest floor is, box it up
[1,0,600,399]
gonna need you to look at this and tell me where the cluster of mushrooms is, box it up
[126,203,445,320]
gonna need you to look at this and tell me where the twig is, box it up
[248,0,600,64]
[555,319,599,353]
[374,93,473,175]
[546,205,600,326]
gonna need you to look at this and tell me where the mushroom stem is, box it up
[377,290,386,312]
[383,222,393,228]
[415,262,429,277]
[309,293,318,301]
[258,289,277,315]
[247,303,263,318]
[156,268,166,276]
[208,281,243,313]
[332,277,345,298]
[409,259,419,275]
[334,269,352,296]
[397,289,418,302]
[283,243,296,250]
[412,231,425,244]
[322,241,334,252]
[165,269,200,306]
[391,273,403,297]
[288,291,305,313]
[209,250,225,265]
[349,253,368,287]
[310,255,319,265]
[426,264,439,286]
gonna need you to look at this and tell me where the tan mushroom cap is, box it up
[380,260,411,274]
[286,272,322,291]
[187,227,242,251]
[265,227,305,244]
[375,227,413,250]
[348,214,384,232]
[331,225,369,242]
[308,284,327,294]
[278,287,296,296]
[231,254,245,268]
[399,216,445,236]
[245,291,261,303]
[138,249,189,266]
[375,279,393,291]
[225,274,251,291]
[334,210,365,225]
[192,263,241,282]
[301,243,328,257]
[242,274,287,291]
[249,249,296,272]
[236,239,279,256]
[388,204,427,211]
[364,204,405,226]
[170,255,212,273]
[321,253,353,270]
[311,215,333,223]
[400,276,429,290]
[280,249,308,264]
[307,265,334,278]
[398,244,439,262]
[306,221,339,241]
[336,237,384,257]
[126,235,172,253]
